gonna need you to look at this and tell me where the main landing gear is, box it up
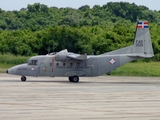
[20,76,79,82]
[21,76,26,82]
[68,76,79,83]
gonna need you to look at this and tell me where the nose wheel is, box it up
[21,76,26,82]
[69,76,79,83]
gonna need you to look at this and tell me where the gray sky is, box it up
[0,0,159,11]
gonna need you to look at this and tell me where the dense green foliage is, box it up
[0,2,160,61]
[1,2,160,30]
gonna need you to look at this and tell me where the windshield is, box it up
[27,60,38,65]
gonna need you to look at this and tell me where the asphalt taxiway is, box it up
[0,73,160,120]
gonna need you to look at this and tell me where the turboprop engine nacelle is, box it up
[54,49,71,61]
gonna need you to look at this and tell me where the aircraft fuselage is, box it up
[7,54,137,78]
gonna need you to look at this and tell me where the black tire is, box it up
[21,76,26,82]
[72,76,79,83]
[69,77,73,82]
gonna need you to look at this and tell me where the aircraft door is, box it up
[91,59,98,76]
[39,63,47,76]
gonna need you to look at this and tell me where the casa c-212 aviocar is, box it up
[6,21,154,83]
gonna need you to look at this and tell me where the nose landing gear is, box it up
[21,76,26,82]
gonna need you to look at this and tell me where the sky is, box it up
[0,0,159,11]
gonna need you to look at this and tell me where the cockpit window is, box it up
[28,60,38,65]
[34,60,38,65]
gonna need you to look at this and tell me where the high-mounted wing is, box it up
[54,49,87,61]
[67,53,87,60]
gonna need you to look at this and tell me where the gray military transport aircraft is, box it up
[6,21,154,83]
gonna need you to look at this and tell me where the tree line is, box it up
[1,2,160,30]
[0,2,160,61]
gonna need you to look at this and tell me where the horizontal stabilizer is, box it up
[127,54,154,58]
[67,53,87,60]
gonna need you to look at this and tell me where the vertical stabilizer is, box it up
[132,21,154,57]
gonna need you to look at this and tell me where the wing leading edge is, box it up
[67,53,87,60]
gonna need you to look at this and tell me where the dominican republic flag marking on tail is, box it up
[137,21,148,29]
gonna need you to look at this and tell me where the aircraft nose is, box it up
[6,70,8,74]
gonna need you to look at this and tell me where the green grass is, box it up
[0,54,30,73]
[0,63,17,73]
[111,62,160,77]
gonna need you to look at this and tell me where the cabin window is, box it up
[70,63,73,66]
[56,63,59,66]
[77,63,80,66]
[63,63,66,66]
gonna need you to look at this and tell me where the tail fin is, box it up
[102,21,154,58]
[131,21,154,57]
